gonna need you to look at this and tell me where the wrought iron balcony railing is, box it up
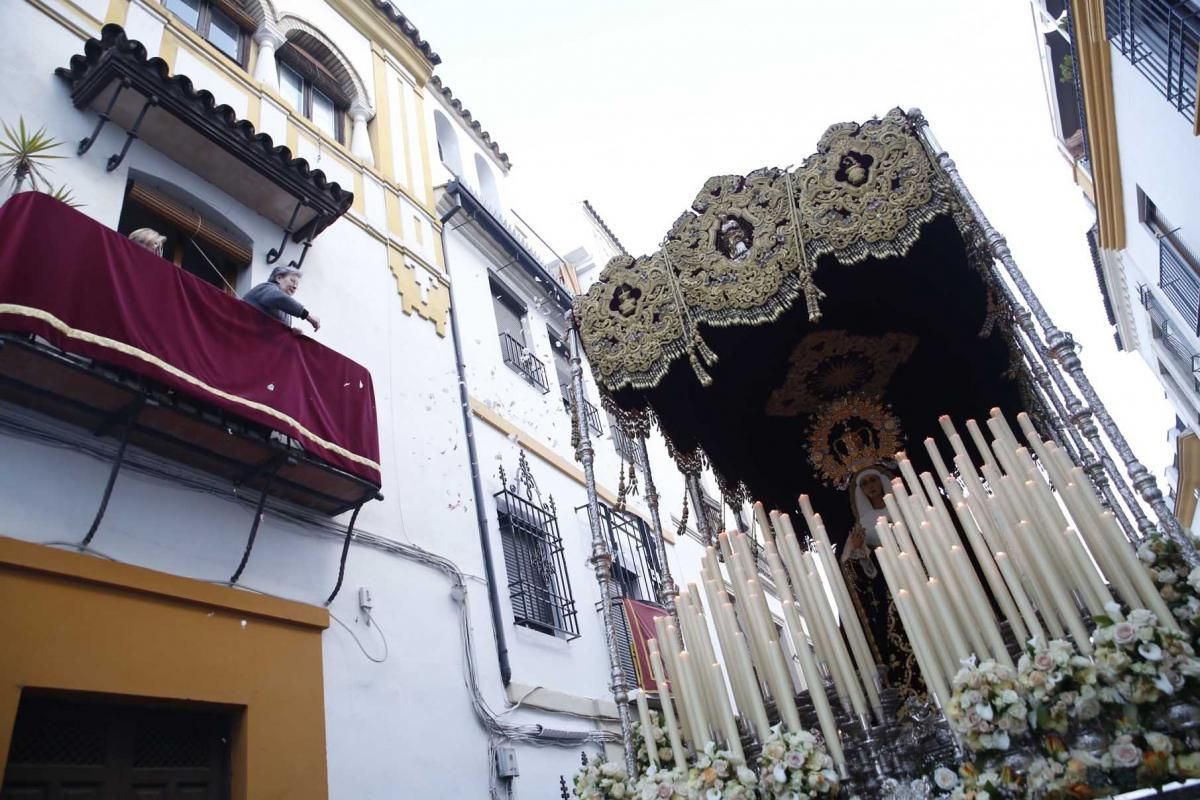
[498,331,550,393]
[495,485,580,639]
[1159,235,1200,335]
[581,397,603,436]
[1105,0,1200,124]
[1145,286,1200,389]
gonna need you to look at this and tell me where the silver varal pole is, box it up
[565,310,637,777]
[910,109,1197,564]
[686,472,715,546]
[637,434,679,618]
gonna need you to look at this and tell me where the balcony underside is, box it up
[0,333,377,515]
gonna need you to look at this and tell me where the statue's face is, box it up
[860,473,886,507]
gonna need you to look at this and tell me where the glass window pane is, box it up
[164,0,201,29]
[207,6,242,62]
[278,63,304,111]
[311,88,337,140]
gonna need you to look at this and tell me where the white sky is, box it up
[402,0,1176,479]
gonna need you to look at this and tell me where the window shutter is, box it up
[128,184,252,266]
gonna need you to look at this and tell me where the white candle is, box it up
[899,553,956,674]
[799,553,869,723]
[789,510,883,722]
[747,581,802,731]
[636,689,658,769]
[926,577,971,667]
[994,551,1045,643]
[950,544,1012,667]
[648,638,687,767]
[655,617,695,746]
[781,597,847,773]
[1020,521,1093,654]
[708,660,746,763]
[917,519,987,660]
[677,652,711,749]
[896,587,950,709]
[701,577,759,739]
[924,436,955,483]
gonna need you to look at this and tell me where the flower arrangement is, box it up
[684,742,758,800]
[1092,608,1200,706]
[946,658,1029,753]
[1015,637,1104,735]
[573,754,631,800]
[631,765,688,800]
[928,761,1025,799]
[756,724,840,799]
[633,709,677,773]
[1138,535,1200,638]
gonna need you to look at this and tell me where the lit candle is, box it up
[636,689,658,769]
[648,638,687,767]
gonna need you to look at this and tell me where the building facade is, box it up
[1030,0,1200,529]
[0,1,740,797]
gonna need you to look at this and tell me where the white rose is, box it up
[1110,738,1142,768]
[933,766,959,789]
[975,703,994,721]
[1113,622,1138,645]
[1146,731,1173,753]
[1129,609,1156,629]
[736,766,757,785]
[1139,642,1164,662]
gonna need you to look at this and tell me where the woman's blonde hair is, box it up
[129,227,167,256]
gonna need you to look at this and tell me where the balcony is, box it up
[56,25,353,261]
[1159,235,1200,334]
[580,397,603,436]
[498,331,550,393]
[0,192,381,517]
[1105,0,1200,125]
[1145,286,1200,389]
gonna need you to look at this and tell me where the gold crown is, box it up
[807,395,903,488]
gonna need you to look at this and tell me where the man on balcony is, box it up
[242,266,321,332]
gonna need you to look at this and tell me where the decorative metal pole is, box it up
[686,472,715,546]
[909,109,1197,562]
[1008,298,1141,540]
[637,434,678,618]
[565,309,637,777]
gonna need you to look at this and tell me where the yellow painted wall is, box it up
[0,536,329,799]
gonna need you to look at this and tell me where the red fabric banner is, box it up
[623,597,668,692]
[0,192,380,485]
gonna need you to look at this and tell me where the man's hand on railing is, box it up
[307,314,321,332]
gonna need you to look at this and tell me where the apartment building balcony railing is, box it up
[580,396,604,436]
[610,421,644,466]
[0,193,381,518]
[498,331,551,393]
[1105,0,1200,124]
[57,25,352,266]
[1159,234,1200,335]
[1145,285,1200,389]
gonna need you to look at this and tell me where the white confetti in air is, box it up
[240,620,247,629]
[507,433,518,443]
[359,381,364,389]
[267,383,275,391]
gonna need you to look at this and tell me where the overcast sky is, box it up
[402,0,1176,479]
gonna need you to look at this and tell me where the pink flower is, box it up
[1110,737,1142,768]
[1113,622,1137,646]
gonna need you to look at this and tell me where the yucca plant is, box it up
[47,183,83,208]
[1,117,66,195]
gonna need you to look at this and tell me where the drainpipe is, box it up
[440,198,511,685]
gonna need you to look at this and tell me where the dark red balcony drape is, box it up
[0,192,380,486]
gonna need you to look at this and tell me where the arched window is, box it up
[276,32,353,143]
[434,111,463,177]
[474,154,500,209]
[164,0,254,66]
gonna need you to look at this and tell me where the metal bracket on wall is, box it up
[322,489,382,606]
[105,95,158,172]
[287,217,322,270]
[229,453,292,584]
[266,198,308,265]
[80,395,145,547]
[78,78,130,156]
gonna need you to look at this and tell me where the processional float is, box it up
[563,109,1198,797]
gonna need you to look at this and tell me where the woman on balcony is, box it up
[242,266,321,332]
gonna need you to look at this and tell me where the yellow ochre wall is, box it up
[0,535,330,799]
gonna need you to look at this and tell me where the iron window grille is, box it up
[499,331,551,393]
[1147,289,1200,390]
[1159,235,1200,335]
[580,397,604,436]
[496,453,580,639]
[1105,0,1200,124]
[595,504,664,687]
[608,415,645,468]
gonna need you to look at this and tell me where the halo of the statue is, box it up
[576,109,1042,540]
